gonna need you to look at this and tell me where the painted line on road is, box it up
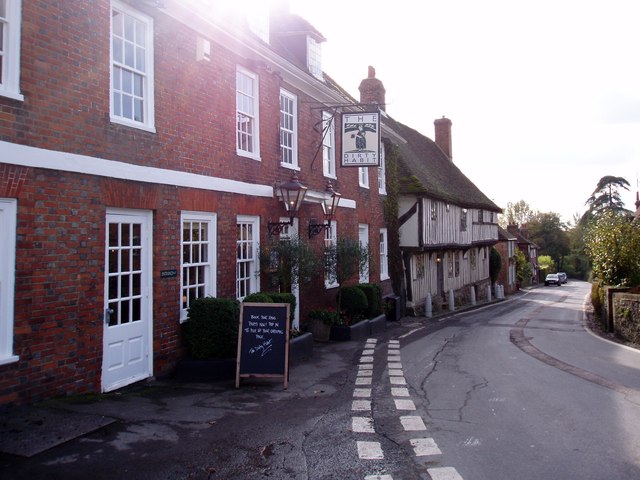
[364,475,393,480]
[363,349,375,355]
[427,466,464,480]
[356,377,373,385]
[391,387,410,397]
[388,369,404,377]
[359,364,374,370]
[352,416,375,433]
[352,400,372,411]
[389,376,407,385]
[357,441,384,459]
[394,398,416,410]
[388,362,402,369]
[353,388,371,397]
[411,438,442,456]
[360,355,374,363]
[400,415,426,431]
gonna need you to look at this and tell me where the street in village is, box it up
[1,280,639,479]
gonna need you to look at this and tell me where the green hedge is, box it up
[355,283,383,318]
[183,297,239,359]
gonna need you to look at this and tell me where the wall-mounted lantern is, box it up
[308,181,341,238]
[267,172,308,236]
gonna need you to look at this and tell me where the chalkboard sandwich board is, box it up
[236,302,290,388]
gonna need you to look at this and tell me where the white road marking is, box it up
[400,415,426,431]
[362,349,375,355]
[463,437,481,447]
[352,416,375,433]
[356,377,373,385]
[394,399,416,410]
[411,438,442,456]
[389,376,407,385]
[359,364,374,370]
[357,369,373,376]
[388,345,400,350]
[365,475,393,480]
[352,400,372,411]
[389,340,400,344]
[357,441,384,459]
[388,362,402,369]
[427,466,464,480]
[387,356,401,362]
[366,338,377,344]
[388,369,404,376]
[391,387,410,397]
[399,327,424,339]
[360,355,374,363]
[353,388,372,397]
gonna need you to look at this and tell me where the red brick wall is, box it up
[0,1,391,404]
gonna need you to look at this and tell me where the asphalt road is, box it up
[2,282,639,479]
[400,280,640,479]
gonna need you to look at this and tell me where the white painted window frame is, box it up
[279,89,298,169]
[236,66,260,160]
[110,0,156,132]
[236,215,260,300]
[378,141,386,195]
[379,228,389,281]
[0,0,23,101]
[322,111,336,178]
[180,211,217,322]
[0,198,17,365]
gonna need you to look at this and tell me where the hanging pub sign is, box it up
[341,111,380,167]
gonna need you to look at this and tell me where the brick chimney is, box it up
[358,66,386,110]
[434,116,452,161]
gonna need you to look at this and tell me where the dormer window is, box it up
[307,36,322,79]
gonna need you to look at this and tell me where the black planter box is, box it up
[174,356,236,382]
[289,332,313,362]
[369,314,387,335]
[330,320,371,341]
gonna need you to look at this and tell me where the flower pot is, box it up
[307,317,331,342]
[330,319,370,341]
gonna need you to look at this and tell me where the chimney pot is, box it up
[359,66,386,110]
[434,116,453,161]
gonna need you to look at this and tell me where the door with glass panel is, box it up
[102,210,152,392]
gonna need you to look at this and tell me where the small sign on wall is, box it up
[341,111,380,167]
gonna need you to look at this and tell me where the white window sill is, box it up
[0,355,19,366]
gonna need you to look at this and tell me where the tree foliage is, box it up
[584,175,632,220]
[514,248,533,286]
[526,212,570,270]
[537,255,555,272]
[259,235,320,292]
[500,200,536,228]
[583,210,640,286]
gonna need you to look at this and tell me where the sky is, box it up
[285,0,640,224]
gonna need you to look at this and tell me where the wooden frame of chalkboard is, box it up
[235,302,290,389]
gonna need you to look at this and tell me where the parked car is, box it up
[557,272,567,284]
[545,273,562,286]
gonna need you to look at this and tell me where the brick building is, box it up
[0,1,393,404]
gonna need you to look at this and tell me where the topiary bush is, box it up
[183,297,240,359]
[264,292,296,325]
[339,286,368,324]
[355,283,383,318]
[243,292,274,303]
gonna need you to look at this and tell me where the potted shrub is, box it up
[176,296,240,381]
[307,307,340,342]
[330,286,370,341]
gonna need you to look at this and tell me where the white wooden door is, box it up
[102,210,152,392]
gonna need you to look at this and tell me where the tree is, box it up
[584,210,640,286]
[259,235,320,293]
[584,175,632,219]
[526,212,570,270]
[538,255,555,273]
[515,248,533,286]
[324,236,372,314]
[500,200,536,228]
